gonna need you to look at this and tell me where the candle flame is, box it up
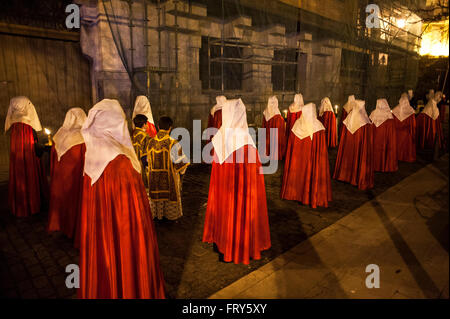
[44,128,51,135]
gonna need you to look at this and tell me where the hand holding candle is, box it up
[44,128,53,146]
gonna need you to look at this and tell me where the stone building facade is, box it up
[78,0,424,131]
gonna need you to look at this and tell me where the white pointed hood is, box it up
[82,99,141,185]
[210,95,227,116]
[132,95,154,126]
[263,96,282,121]
[343,99,371,134]
[211,98,256,164]
[289,93,304,113]
[343,95,356,113]
[392,94,415,122]
[319,97,334,116]
[5,96,42,132]
[53,108,87,161]
[422,98,440,120]
[291,103,325,140]
[369,98,393,127]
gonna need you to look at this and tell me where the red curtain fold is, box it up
[394,115,416,163]
[319,111,337,148]
[203,145,271,265]
[262,114,286,160]
[47,144,86,247]
[281,130,332,208]
[8,122,49,217]
[78,155,165,299]
[373,119,398,172]
[333,124,374,190]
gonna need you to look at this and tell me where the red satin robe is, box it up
[416,113,443,150]
[373,119,398,172]
[207,109,223,130]
[47,144,86,245]
[439,103,447,123]
[338,109,349,140]
[8,122,49,217]
[78,155,165,299]
[286,110,301,142]
[146,121,157,138]
[333,124,374,190]
[262,114,286,160]
[281,130,332,208]
[394,115,416,162]
[203,145,271,265]
[319,111,338,148]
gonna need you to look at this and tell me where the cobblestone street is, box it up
[1,146,445,299]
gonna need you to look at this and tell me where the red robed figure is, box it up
[369,99,398,172]
[48,108,87,244]
[203,99,271,265]
[333,100,374,190]
[392,94,416,162]
[207,109,222,131]
[262,96,286,160]
[281,103,332,208]
[285,93,304,141]
[338,95,355,140]
[133,95,157,138]
[318,97,338,148]
[8,123,49,217]
[48,144,85,243]
[5,97,49,217]
[416,98,444,150]
[78,99,165,299]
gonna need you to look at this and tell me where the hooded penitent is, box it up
[392,93,416,162]
[78,98,165,299]
[370,99,398,172]
[48,108,87,243]
[334,100,374,190]
[262,96,286,160]
[282,103,332,208]
[6,96,48,217]
[318,97,337,148]
[132,95,157,137]
[416,93,444,150]
[286,93,304,141]
[82,99,141,185]
[204,98,271,264]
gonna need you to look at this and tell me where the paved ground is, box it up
[210,154,449,299]
[0,144,448,298]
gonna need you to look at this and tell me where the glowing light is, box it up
[44,128,51,135]
[282,109,288,118]
[419,20,449,57]
[334,105,339,113]
[396,19,406,29]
